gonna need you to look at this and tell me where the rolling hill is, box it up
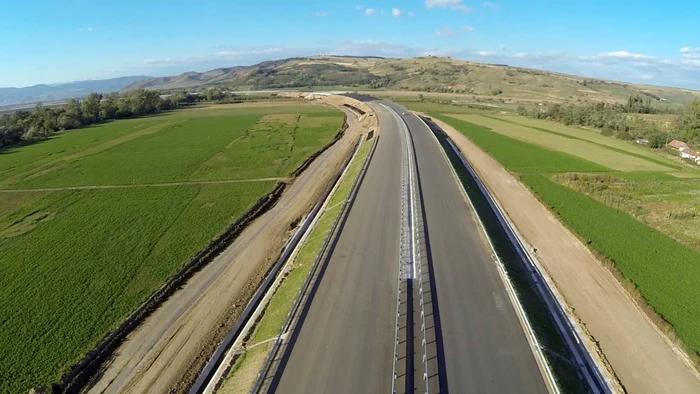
[124,56,700,108]
[0,76,150,107]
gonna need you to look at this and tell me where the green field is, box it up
[521,175,700,358]
[438,113,700,363]
[0,103,343,393]
[432,114,610,173]
[444,114,674,172]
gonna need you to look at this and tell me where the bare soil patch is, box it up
[431,115,700,394]
[85,96,373,394]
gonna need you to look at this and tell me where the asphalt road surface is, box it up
[271,101,547,394]
[386,101,548,393]
[270,103,402,394]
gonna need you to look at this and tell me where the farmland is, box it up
[521,175,700,359]
[0,103,343,393]
[443,114,675,172]
[430,114,610,173]
[436,113,700,367]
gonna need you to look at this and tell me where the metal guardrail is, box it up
[428,118,614,394]
[250,133,380,394]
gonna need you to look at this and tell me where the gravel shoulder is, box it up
[431,115,700,394]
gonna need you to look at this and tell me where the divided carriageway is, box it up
[261,100,555,394]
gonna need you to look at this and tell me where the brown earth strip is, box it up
[83,96,375,394]
[429,115,700,394]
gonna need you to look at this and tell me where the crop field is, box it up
[490,115,682,170]
[443,114,674,172]
[553,173,700,251]
[439,113,700,366]
[0,103,343,393]
[432,114,610,173]
[521,175,700,359]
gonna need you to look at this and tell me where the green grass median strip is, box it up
[223,138,374,390]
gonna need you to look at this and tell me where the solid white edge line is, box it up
[412,113,561,394]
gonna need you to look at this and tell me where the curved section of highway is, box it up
[267,99,547,394]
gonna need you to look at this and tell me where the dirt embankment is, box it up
[430,115,700,394]
[83,96,376,394]
[58,184,286,393]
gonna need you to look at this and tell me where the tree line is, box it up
[517,97,700,148]
[0,89,182,149]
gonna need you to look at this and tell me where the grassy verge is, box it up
[220,136,375,393]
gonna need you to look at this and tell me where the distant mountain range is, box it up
[124,56,700,108]
[0,76,150,107]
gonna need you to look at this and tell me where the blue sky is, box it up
[2,0,700,89]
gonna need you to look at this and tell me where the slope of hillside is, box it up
[0,76,150,106]
[125,56,700,108]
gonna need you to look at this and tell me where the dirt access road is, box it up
[86,97,376,394]
[431,116,700,394]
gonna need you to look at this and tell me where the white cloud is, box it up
[77,27,93,33]
[680,47,700,60]
[364,8,377,15]
[425,0,473,12]
[473,51,497,57]
[500,45,507,51]
[483,2,501,7]
[461,26,474,32]
[639,74,654,80]
[598,51,653,60]
[435,26,460,38]
[514,52,527,58]
[392,8,403,17]
[315,11,328,17]
[408,11,415,16]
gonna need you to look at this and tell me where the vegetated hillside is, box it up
[125,56,700,108]
[0,76,150,107]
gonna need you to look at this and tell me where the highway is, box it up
[388,101,548,393]
[268,100,547,393]
[268,103,402,393]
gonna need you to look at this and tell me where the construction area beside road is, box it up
[85,95,377,394]
[71,94,700,394]
[430,116,700,394]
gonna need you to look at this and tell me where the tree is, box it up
[517,105,528,116]
[677,99,700,132]
[66,99,83,122]
[648,133,668,148]
[100,93,118,120]
[82,93,101,124]
[58,113,81,130]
